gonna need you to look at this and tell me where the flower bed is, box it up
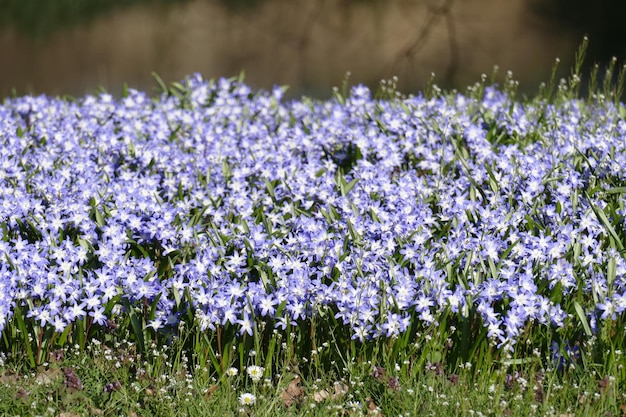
[1,73,625,368]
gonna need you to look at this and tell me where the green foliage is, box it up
[0,335,624,416]
[0,0,187,38]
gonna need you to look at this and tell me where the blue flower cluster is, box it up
[1,74,625,349]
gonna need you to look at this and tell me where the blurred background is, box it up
[1,0,625,99]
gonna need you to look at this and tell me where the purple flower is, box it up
[597,299,616,320]
[237,312,255,337]
[89,306,107,326]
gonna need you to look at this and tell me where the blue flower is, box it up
[550,340,580,370]
[597,299,617,320]
[237,312,255,337]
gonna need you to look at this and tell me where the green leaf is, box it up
[264,178,275,199]
[500,357,537,366]
[152,72,169,96]
[172,286,182,310]
[203,333,223,376]
[75,318,86,352]
[608,256,616,288]
[573,301,592,337]
[253,264,275,290]
[585,194,624,251]
[222,159,232,181]
[605,187,626,195]
[148,293,162,321]
[170,81,187,95]
[123,299,145,354]
[13,305,36,368]
[344,178,359,196]
[487,257,498,280]
[549,282,563,304]
[94,207,105,228]
[369,208,380,223]
[57,324,73,348]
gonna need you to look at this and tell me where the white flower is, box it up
[246,365,265,382]
[239,392,257,406]
[226,367,238,377]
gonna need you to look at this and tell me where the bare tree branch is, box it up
[388,0,458,87]
[442,1,459,84]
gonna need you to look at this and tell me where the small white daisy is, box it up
[239,392,257,406]
[246,365,265,382]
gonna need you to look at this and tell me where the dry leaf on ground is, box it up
[0,371,20,385]
[281,375,304,407]
[35,367,62,385]
[205,384,219,401]
[313,389,330,403]
[313,381,350,403]
[366,396,384,416]
[333,382,349,399]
